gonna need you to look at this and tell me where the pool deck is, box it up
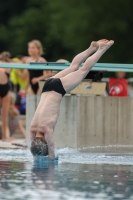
[0,115,27,149]
[0,139,27,149]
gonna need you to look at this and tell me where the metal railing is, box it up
[0,62,133,72]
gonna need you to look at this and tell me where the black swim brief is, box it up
[0,83,10,98]
[42,78,66,96]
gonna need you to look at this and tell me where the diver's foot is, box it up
[99,40,114,51]
[90,39,108,50]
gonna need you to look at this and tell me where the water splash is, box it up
[57,148,133,165]
[0,147,133,165]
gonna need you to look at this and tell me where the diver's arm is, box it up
[45,132,55,160]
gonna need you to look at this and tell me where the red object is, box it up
[109,78,128,97]
[19,90,26,98]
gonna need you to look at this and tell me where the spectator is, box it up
[115,71,133,96]
[10,57,28,93]
[0,52,22,93]
[8,92,26,137]
[0,51,12,63]
[16,55,29,64]
[0,53,12,141]
[115,71,126,79]
[0,92,26,139]
[26,40,51,94]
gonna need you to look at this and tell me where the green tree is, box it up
[0,0,133,66]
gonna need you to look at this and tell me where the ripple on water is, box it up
[0,148,133,199]
[57,149,133,165]
[0,148,133,165]
[0,149,32,162]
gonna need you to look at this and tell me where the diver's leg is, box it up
[53,40,108,79]
[61,40,114,91]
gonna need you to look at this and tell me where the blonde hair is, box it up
[56,59,69,63]
[28,40,44,55]
[9,92,19,119]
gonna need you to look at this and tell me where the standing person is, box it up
[27,40,51,94]
[10,57,29,93]
[0,53,12,141]
[30,39,114,159]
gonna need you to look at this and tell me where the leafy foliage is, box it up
[0,0,133,66]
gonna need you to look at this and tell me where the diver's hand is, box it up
[48,155,55,161]
[55,155,58,161]
[48,154,58,161]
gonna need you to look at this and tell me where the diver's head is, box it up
[30,138,48,156]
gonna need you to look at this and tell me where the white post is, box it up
[26,95,36,148]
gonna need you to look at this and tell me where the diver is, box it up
[30,39,114,160]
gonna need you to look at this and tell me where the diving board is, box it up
[0,62,133,72]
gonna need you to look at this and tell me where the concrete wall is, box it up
[26,95,133,152]
[26,95,38,148]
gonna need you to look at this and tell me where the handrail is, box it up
[0,62,133,72]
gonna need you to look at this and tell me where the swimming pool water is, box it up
[0,149,133,200]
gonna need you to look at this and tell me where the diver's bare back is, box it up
[31,91,62,134]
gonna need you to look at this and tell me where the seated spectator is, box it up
[0,92,26,139]
[8,92,26,137]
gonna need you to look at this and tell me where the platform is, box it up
[0,139,26,149]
